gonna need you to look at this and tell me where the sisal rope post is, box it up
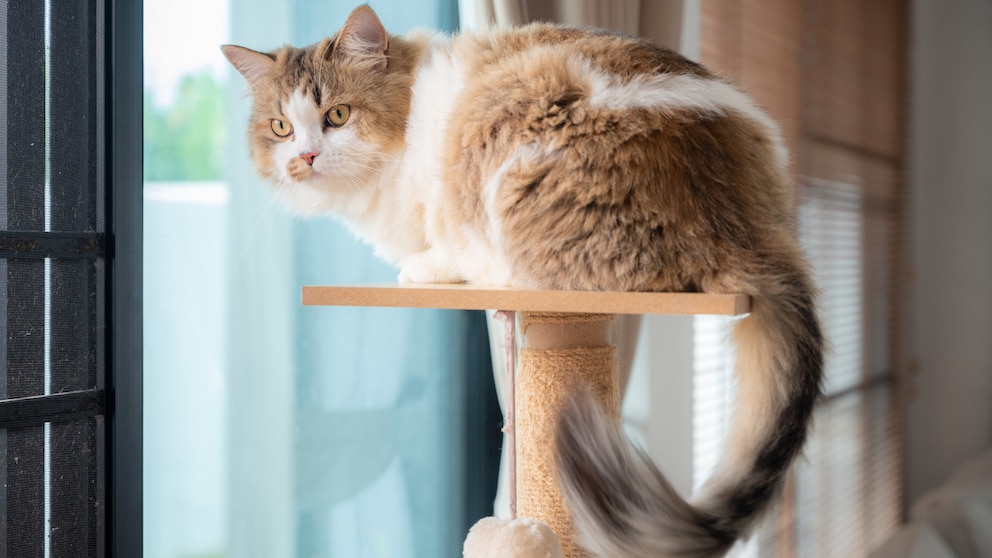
[515,312,620,558]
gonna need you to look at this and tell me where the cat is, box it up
[223,5,824,557]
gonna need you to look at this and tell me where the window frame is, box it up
[107,0,143,555]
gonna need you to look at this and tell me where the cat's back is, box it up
[450,22,709,81]
[431,23,792,291]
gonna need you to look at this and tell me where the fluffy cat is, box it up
[223,5,823,557]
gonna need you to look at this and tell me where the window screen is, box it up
[1,2,108,556]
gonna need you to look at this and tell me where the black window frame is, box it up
[107,0,143,556]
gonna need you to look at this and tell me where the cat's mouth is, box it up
[286,158,315,182]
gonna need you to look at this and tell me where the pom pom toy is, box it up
[463,517,563,558]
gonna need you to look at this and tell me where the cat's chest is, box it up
[395,47,467,197]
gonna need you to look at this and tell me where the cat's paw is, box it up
[398,251,464,284]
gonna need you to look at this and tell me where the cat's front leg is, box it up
[398,249,466,284]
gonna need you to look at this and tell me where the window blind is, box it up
[693,1,908,556]
[692,314,737,494]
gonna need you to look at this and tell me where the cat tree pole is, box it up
[513,310,619,556]
[303,284,749,557]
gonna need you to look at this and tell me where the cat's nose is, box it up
[300,151,319,165]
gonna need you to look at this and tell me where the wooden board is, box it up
[302,283,750,316]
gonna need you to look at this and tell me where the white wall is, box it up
[909,0,992,502]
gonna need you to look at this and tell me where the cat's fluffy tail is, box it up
[555,281,823,557]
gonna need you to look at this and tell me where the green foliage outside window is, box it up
[144,71,225,181]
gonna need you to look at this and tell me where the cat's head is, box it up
[223,6,411,215]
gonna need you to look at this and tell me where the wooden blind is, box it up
[694,1,908,556]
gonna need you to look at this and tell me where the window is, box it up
[692,1,908,556]
[143,1,499,557]
[0,0,142,556]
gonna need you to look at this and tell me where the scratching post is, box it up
[516,312,620,558]
[301,284,751,557]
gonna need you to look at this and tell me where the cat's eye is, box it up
[326,105,351,127]
[270,119,293,137]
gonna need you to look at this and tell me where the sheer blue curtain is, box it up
[226,1,466,556]
[145,1,469,557]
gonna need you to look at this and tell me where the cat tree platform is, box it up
[302,283,750,315]
[303,283,750,557]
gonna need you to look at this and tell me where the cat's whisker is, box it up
[237,189,284,259]
[336,176,373,196]
[341,152,397,168]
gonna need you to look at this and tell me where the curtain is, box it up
[144,1,467,557]
[460,0,683,40]
[225,3,467,555]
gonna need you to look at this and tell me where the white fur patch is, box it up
[281,88,325,155]
[401,35,466,191]
[581,59,790,172]
[275,87,387,216]
[483,144,537,244]
[474,142,562,286]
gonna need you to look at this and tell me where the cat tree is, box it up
[303,283,749,557]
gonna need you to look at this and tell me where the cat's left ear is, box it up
[334,5,389,71]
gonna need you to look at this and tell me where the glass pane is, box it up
[143,1,469,557]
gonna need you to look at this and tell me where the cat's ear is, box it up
[222,45,277,87]
[334,5,389,71]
